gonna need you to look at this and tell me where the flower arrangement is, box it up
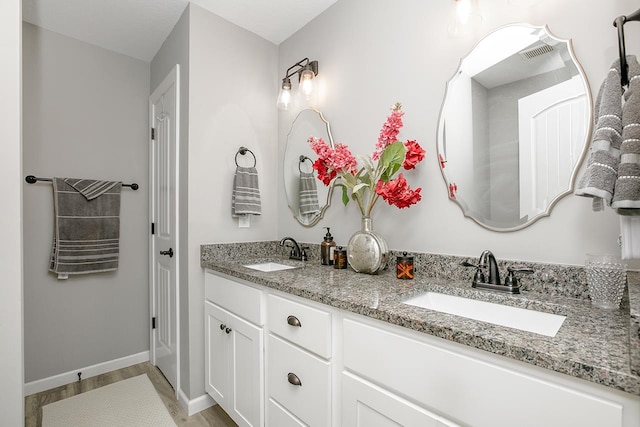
[309,103,425,217]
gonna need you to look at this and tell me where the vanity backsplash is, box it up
[201,241,593,300]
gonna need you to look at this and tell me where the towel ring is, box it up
[299,155,314,173]
[235,147,256,167]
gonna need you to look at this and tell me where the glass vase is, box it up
[347,216,389,274]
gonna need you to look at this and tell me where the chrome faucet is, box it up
[279,237,308,261]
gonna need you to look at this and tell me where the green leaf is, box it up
[353,182,369,193]
[380,141,405,168]
[381,163,401,182]
[358,155,375,174]
[340,184,350,206]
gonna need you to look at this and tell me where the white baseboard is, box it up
[24,351,150,396]
[178,388,215,416]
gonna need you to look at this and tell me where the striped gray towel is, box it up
[575,59,623,210]
[299,171,320,215]
[49,178,122,277]
[232,166,262,216]
[612,56,640,214]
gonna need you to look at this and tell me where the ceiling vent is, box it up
[519,43,554,60]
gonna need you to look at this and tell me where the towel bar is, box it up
[614,7,640,86]
[25,175,139,190]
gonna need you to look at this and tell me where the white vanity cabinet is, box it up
[341,316,639,427]
[266,294,332,427]
[204,272,265,427]
[203,269,640,427]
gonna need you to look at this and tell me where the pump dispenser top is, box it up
[321,227,336,265]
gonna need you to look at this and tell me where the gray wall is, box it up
[22,23,150,382]
[277,0,640,266]
[186,3,278,399]
[1,0,23,423]
[150,3,278,399]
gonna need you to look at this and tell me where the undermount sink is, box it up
[244,262,298,272]
[403,292,566,337]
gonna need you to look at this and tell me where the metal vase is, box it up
[346,216,389,274]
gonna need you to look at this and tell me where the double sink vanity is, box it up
[207,20,640,427]
[201,242,640,427]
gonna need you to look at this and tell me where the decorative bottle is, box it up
[321,227,336,265]
[346,216,388,274]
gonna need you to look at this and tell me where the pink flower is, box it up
[309,136,332,159]
[373,103,404,160]
[375,174,422,209]
[403,140,425,170]
[308,103,424,216]
[331,143,359,175]
[309,137,358,185]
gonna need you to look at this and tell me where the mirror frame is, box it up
[436,23,593,232]
[284,107,335,227]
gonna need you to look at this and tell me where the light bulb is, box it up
[277,78,292,110]
[299,69,315,99]
[449,0,482,37]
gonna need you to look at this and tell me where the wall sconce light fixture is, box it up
[277,57,319,110]
[449,0,482,37]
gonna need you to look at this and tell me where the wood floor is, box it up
[24,362,238,427]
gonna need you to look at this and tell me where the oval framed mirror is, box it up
[284,108,335,226]
[437,24,592,231]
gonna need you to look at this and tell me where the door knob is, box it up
[160,248,174,257]
[225,327,232,334]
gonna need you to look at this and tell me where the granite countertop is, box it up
[201,246,640,396]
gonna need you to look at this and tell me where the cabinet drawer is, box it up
[267,334,330,427]
[343,318,623,427]
[205,271,264,325]
[268,398,307,427]
[268,294,331,358]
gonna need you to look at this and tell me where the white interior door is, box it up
[150,65,180,393]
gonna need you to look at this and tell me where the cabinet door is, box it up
[229,310,264,427]
[342,372,458,427]
[205,301,230,407]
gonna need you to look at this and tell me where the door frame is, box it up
[149,64,180,397]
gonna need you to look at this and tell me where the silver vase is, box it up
[347,216,389,274]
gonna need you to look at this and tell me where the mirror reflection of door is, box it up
[518,75,587,219]
[437,24,592,231]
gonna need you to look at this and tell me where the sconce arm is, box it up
[282,57,319,82]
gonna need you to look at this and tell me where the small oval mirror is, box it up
[437,24,592,231]
[284,108,334,226]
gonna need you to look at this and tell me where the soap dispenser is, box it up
[321,227,336,265]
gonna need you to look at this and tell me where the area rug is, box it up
[42,374,177,427]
